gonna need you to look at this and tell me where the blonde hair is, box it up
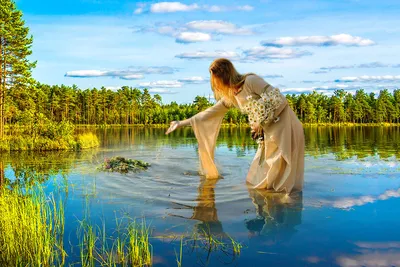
[209,58,254,107]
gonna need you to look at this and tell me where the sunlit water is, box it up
[2,126,400,267]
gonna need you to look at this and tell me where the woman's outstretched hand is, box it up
[165,121,180,135]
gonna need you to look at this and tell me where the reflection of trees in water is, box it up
[305,126,400,159]
[245,189,303,243]
[0,161,4,186]
[94,126,400,160]
[0,150,96,186]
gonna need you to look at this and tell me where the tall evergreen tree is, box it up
[0,0,36,138]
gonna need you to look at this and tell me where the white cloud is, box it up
[105,86,121,91]
[136,20,255,43]
[242,46,312,60]
[175,47,311,61]
[185,20,253,35]
[119,74,144,80]
[311,70,330,74]
[313,62,400,73]
[281,87,320,94]
[237,5,254,11]
[175,50,240,60]
[335,75,400,82]
[139,80,183,88]
[261,34,375,47]
[175,32,211,43]
[143,2,254,14]
[150,2,199,13]
[261,74,284,79]
[65,70,108,77]
[131,66,177,74]
[134,3,146,14]
[204,4,254,12]
[148,89,178,94]
[280,84,365,95]
[65,66,177,79]
[134,7,144,14]
[178,76,208,84]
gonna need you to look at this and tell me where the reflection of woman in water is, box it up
[246,188,303,241]
[166,58,304,194]
[170,178,225,236]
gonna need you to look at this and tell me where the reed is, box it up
[0,183,65,266]
[174,236,183,267]
[77,202,152,267]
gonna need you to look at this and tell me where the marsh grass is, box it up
[0,183,66,267]
[77,199,153,267]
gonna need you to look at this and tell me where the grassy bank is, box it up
[1,121,99,152]
[0,132,99,152]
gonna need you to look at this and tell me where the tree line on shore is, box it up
[4,82,400,129]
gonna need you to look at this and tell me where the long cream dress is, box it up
[190,74,305,194]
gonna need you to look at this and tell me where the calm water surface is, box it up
[2,126,400,267]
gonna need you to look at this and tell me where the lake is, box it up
[2,126,400,267]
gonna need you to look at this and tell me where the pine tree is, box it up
[0,0,36,138]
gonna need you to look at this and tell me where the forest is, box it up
[3,82,400,128]
[1,0,400,144]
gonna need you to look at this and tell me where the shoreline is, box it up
[5,123,400,129]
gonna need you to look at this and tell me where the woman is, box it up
[165,58,304,194]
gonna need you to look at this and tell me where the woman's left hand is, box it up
[250,122,263,140]
[251,122,261,134]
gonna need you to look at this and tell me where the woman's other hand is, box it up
[250,122,261,135]
[165,121,180,135]
[250,122,263,140]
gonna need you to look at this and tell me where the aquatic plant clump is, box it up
[100,157,151,173]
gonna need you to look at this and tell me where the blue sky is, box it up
[17,0,400,103]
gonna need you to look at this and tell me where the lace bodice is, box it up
[233,75,286,126]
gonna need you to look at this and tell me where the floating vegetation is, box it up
[99,157,151,173]
[0,183,66,267]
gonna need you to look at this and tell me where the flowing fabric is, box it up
[190,74,305,194]
[190,100,228,178]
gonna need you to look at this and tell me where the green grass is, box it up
[0,183,66,267]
